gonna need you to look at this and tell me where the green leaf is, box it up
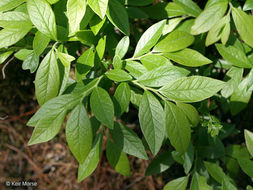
[22,51,39,73]
[204,161,227,184]
[245,130,253,158]
[244,0,253,11]
[0,27,32,49]
[216,44,252,68]
[163,17,184,35]
[115,36,129,59]
[174,0,202,17]
[105,69,132,82]
[238,158,253,178]
[57,51,75,67]
[138,91,166,155]
[137,65,190,87]
[164,176,189,190]
[89,15,106,35]
[33,31,50,56]
[35,49,60,105]
[126,0,154,6]
[67,0,86,35]
[75,30,97,46]
[159,76,225,103]
[109,122,148,160]
[96,36,106,60]
[163,48,212,67]
[75,47,95,81]
[106,0,130,36]
[125,60,148,79]
[66,104,93,163]
[46,0,59,4]
[232,7,253,48]
[113,83,131,117]
[28,109,67,145]
[165,101,191,154]
[59,64,70,95]
[15,49,33,61]
[133,20,166,57]
[0,51,13,64]
[222,178,237,190]
[183,144,194,174]
[190,173,212,190]
[140,54,172,71]
[87,0,108,19]
[221,22,230,45]
[191,1,228,35]
[145,151,174,176]
[90,87,114,129]
[176,102,200,127]
[106,140,130,176]
[153,30,194,53]
[78,132,103,182]
[27,0,57,40]
[0,0,25,12]
[0,11,32,28]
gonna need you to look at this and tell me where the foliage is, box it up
[1,0,253,189]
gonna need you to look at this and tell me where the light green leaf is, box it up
[153,30,194,53]
[113,83,131,117]
[33,31,50,56]
[110,122,148,160]
[0,0,25,12]
[216,43,252,68]
[165,101,191,154]
[163,48,212,67]
[163,17,184,35]
[106,140,130,176]
[115,36,129,59]
[174,0,202,17]
[159,76,225,103]
[35,49,60,105]
[0,51,13,64]
[138,91,166,155]
[134,20,166,57]
[125,60,148,79]
[66,104,93,163]
[190,173,212,190]
[46,0,59,4]
[238,158,253,178]
[105,69,132,82]
[59,64,70,95]
[245,130,253,158]
[89,15,106,35]
[191,1,228,35]
[0,27,32,49]
[90,87,114,129]
[204,161,227,184]
[67,0,86,35]
[222,178,237,190]
[22,51,39,73]
[96,36,106,60]
[15,49,33,61]
[87,0,108,19]
[243,0,253,11]
[140,54,172,71]
[221,22,230,45]
[57,51,75,67]
[176,102,199,127]
[145,151,174,176]
[0,11,32,28]
[27,0,57,40]
[106,0,129,36]
[137,65,190,87]
[78,132,103,182]
[232,7,253,48]
[164,176,189,190]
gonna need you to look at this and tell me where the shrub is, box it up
[1,0,253,189]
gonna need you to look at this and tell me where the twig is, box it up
[2,56,15,79]
[0,115,8,120]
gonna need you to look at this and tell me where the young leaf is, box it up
[164,176,189,190]
[145,151,174,176]
[191,1,228,35]
[0,0,25,12]
[35,49,60,105]
[140,54,172,71]
[232,7,253,48]
[33,31,50,56]
[153,30,194,53]
[159,76,225,103]
[113,83,131,117]
[245,130,253,158]
[138,91,166,155]
[90,87,114,129]
[163,48,212,67]
[216,44,252,68]
[106,0,130,36]
[57,51,75,67]
[78,133,103,182]
[165,101,191,154]
[133,20,166,57]
[109,122,148,160]
[67,0,86,35]
[22,51,39,73]
[106,140,130,176]
[27,0,57,40]
[115,36,130,59]
[87,0,108,19]
[66,104,93,163]
[174,0,202,17]
[105,69,132,82]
